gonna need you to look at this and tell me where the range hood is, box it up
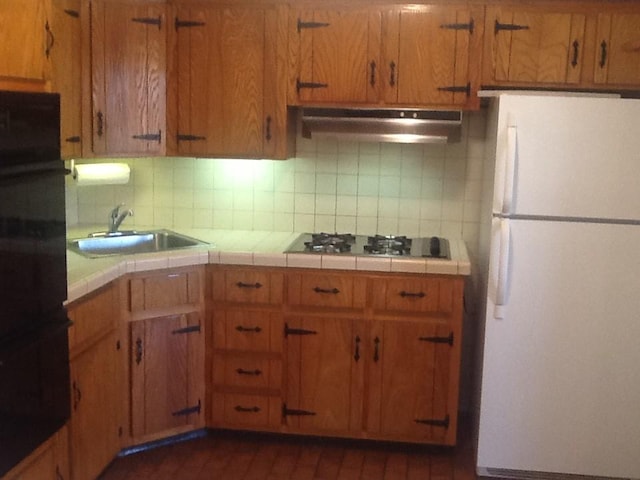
[300,108,462,144]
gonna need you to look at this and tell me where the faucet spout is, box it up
[108,204,133,234]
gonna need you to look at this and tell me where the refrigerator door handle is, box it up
[502,125,517,215]
[494,218,511,319]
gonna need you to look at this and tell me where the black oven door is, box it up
[0,318,70,476]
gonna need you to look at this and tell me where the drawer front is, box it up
[210,268,283,305]
[213,310,282,353]
[129,268,201,313]
[371,278,454,314]
[287,273,364,309]
[211,393,281,428]
[213,354,281,390]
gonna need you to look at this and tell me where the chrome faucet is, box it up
[108,204,133,234]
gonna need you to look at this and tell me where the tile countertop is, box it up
[65,227,471,305]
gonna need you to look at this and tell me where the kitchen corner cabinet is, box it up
[0,0,51,92]
[208,265,284,430]
[1,426,69,480]
[594,12,640,87]
[90,0,166,156]
[288,5,482,109]
[169,4,292,159]
[50,0,83,158]
[483,6,587,87]
[67,282,124,480]
[123,266,206,445]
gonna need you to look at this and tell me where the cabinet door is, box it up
[50,0,82,158]
[3,426,68,480]
[383,6,481,107]
[485,6,585,85]
[174,6,286,158]
[367,320,457,445]
[69,332,122,480]
[91,1,166,155]
[0,0,49,89]
[130,312,204,440]
[594,13,640,86]
[291,8,381,104]
[284,316,363,433]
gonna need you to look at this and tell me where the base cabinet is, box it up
[1,426,69,480]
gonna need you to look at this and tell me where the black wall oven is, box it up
[0,91,70,476]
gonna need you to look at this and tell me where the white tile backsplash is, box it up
[67,111,487,258]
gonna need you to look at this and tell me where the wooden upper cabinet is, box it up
[91,1,166,156]
[171,5,290,159]
[484,6,586,86]
[594,13,640,86]
[290,8,381,104]
[50,0,82,158]
[382,6,483,109]
[0,0,50,91]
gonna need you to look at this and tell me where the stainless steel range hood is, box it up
[300,108,462,144]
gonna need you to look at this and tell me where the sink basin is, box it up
[68,229,208,258]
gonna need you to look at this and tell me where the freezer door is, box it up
[492,94,640,221]
[479,218,640,479]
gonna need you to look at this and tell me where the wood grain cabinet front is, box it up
[1,426,69,480]
[594,12,640,87]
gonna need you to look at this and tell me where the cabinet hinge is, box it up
[297,19,330,33]
[440,19,474,33]
[437,83,471,96]
[419,332,454,346]
[415,414,450,428]
[282,403,316,417]
[64,9,80,18]
[175,18,206,30]
[494,20,530,34]
[296,79,328,94]
[177,133,206,142]
[132,131,162,143]
[172,399,201,417]
[284,323,318,337]
[132,16,162,29]
[65,136,81,144]
[172,325,201,335]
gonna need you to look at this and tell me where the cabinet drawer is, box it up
[213,310,282,353]
[68,283,117,355]
[287,273,365,309]
[211,393,281,428]
[210,267,283,305]
[129,268,201,313]
[370,277,455,314]
[213,354,281,390]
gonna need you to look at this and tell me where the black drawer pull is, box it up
[313,287,339,294]
[236,281,263,289]
[235,325,262,333]
[236,368,262,376]
[235,405,260,413]
[400,291,425,298]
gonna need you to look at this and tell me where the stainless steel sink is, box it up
[67,229,208,258]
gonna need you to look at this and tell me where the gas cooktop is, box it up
[284,233,450,259]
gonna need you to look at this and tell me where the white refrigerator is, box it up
[477,93,640,480]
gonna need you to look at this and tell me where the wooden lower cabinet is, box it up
[123,266,206,445]
[1,426,69,480]
[67,283,124,480]
[208,265,464,446]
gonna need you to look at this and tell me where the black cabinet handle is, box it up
[45,21,55,58]
[571,40,579,68]
[236,281,262,289]
[599,40,608,68]
[389,61,396,87]
[236,368,262,376]
[235,325,262,333]
[373,336,380,362]
[235,405,260,413]
[135,337,143,365]
[354,336,361,362]
[96,111,104,137]
[400,291,425,298]
[265,115,272,141]
[72,381,82,410]
[369,61,376,87]
[313,287,339,294]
